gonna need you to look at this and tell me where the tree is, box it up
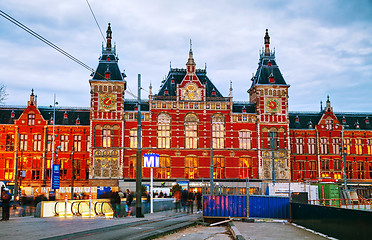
[172,184,182,193]
[0,83,8,104]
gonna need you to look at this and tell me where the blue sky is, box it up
[0,0,371,112]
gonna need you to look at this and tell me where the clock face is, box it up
[182,83,201,101]
[100,94,116,110]
[265,98,280,113]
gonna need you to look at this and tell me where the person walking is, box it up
[187,191,194,214]
[174,190,181,212]
[181,189,188,212]
[126,189,133,217]
[196,191,202,212]
[1,188,11,221]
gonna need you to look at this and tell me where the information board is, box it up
[51,164,60,190]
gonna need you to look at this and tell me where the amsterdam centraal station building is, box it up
[0,25,371,194]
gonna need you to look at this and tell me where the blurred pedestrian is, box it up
[1,188,11,221]
[126,189,133,216]
[174,190,181,212]
[196,191,202,212]
[110,191,121,218]
[145,191,150,213]
[187,191,194,214]
[181,189,188,212]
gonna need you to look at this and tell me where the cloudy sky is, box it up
[0,0,371,112]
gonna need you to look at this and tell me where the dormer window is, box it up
[268,60,272,66]
[28,114,35,126]
[11,110,15,118]
[366,117,370,124]
[134,105,138,111]
[269,73,274,83]
[342,116,346,124]
[212,88,216,96]
[355,121,360,129]
[64,111,68,119]
[164,88,169,95]
[76,117,80,125]
[105,72,111,79]
[50,117,54,125]
[242,106,246,113]
[295,115,299,123]
[171,78,175,84]
[308,120,313,129]
[107,57,110,61]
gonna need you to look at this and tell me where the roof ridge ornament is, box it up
[264,29,270,56]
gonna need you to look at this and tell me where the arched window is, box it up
[129,155,136,179]
[268,128,279,150]
[157,113,171,148]
[185,113,198,149]
[28,114,35,126]
[239,157,252,179]
[157,155,171,178]
[102,125,112,148]
[130,128,142,148]
[213,156,225,179]
[185,156,198,179]
[212,114,225,149]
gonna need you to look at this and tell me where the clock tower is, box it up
[248,29,291,181]
[89,23,126,186]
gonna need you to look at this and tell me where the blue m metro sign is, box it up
[144,153,159,168]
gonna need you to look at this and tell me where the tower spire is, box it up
[186,39,196,73]
[106,23,112,50]
[264,29,270,56]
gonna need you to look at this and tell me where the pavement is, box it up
[0,208,334,240]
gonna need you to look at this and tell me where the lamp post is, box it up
[210,115,214,195]
[71,147,75,200]
[50,95,58,189]
[270,132,276,183]
[340,125,348,191]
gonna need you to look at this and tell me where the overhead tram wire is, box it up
[0,10,95,74]
[85,0,106,42]
[0,9,128,91]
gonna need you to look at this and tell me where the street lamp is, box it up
[339,124,348,191]
[71,147,75,200]
[50,95,58,189]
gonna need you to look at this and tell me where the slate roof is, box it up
[289,112,372,130]
[124,99,150,111]
[156,68,224,98]
[91,49,126,81]
[232,102,256,114]
[0,106,90,126]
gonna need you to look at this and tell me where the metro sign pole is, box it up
[136,74,143,218]
[144,153,159,213]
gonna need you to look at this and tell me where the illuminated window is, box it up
[344,138,351,155]
[20,134,28,151]
[297,161,305,179]
[60,135,69,151]
[73,135,82,152]
[4,159,13,180]
[213,156,225,179]
[332,138,340,155]
[308,138,316,154]
[334,159,342,171]
[33,134,42,151]
[5,134,14,151]
[295,138,304,154]
[157,114,171,148]
[367,139,372,155]
[185,156,198,179]
[346,161,353,179]
[212,114,225,149]
[309,161,317,178]
[157,156,171,179]
[355,138,363,155]
[130,129,142,148]
[102,125,112,148]
[321,158,330,178]
[369,162,372,179]
[129,156,136,179]
[357,161,365,179]
[27,114,35,126]
[47,135,52,152]
[185,114,198,149]
[239,157,252,179]
[320,138,328,154]
[239,130,252,150]
[87,135,90,151]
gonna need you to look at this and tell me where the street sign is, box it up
[144,153,159,168]
[51,164,60,190]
